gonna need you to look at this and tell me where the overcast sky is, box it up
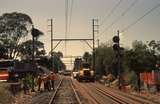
[1,0,160,56]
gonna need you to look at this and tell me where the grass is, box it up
[0,82,14,104]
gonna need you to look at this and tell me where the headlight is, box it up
[90,70,94,76]
[79,70,83,76]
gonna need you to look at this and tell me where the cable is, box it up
[99,0,139,38]
[122,3,160,32]
[65,0,68,55]
[100,0,123,26]
[121,0,138,16]
[68,0,74,36]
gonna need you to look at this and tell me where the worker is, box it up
[37,74,42,91]
[43,74,47,91]
[22,77,29,94]
[46,75,51,91]
[50,72,56,90]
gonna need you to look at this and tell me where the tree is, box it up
[0,43,8,59]
[50,51,64,73]
[148,40,160,65]
[0,12,33,59]
[125,40,157,91]
[148,40,160,54]
[19,40,45,59]
[94,43,115,78]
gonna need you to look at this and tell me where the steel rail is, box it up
[48,77,64,104]
[49,77,82,104]
[85,83,127,104]
[73,80,102,104]
[92,83,159,104]
[70,79,82,104]
[94,86,129,104]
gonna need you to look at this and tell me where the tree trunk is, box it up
[136,72,141,92]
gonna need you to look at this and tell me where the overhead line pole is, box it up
[93,19,95,71]
[31,25,35,92]
[48,19,54,72]
[92,19,99,71]
[51,19,54,72]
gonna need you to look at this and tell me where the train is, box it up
[72,58,95,82]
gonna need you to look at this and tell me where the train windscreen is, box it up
[82,63,90,68]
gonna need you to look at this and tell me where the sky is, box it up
[0,0,160,57]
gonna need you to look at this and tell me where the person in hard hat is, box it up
[50,72,56,90]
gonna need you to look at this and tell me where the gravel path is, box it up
[14,75,61,104]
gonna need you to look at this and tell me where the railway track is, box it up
[73,79,159,104]
[31,74,61,104]
[86,83,139,104]
[73,79,119,104]
[89,83,159,104]
[49,76,82,104]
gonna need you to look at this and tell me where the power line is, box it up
[68,0,74,35]
[100,0,123,26]
[121,0,138,16]
[65,0,68,36]
[65,0,68,55]
[99,0,139,38]
[122,3,160,32]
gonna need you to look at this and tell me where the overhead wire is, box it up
[121,3,160,32]
[98,0,139,38]
[68,0,74,36]
[100,0,123,26]
[65,0,68,55]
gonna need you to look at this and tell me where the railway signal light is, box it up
[112,30,122,90]
[112,36,120,51]
[112,35,120,43]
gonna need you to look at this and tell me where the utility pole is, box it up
[117,30,121,90]
[92,19,99,71]
[31,25,35,68]
[48,19,54,72]
[31,25,35,92]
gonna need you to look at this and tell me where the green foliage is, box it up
[125,71,138,88]
[94,44,114,77]
[39,51,65,73]
[0,12,33,59]
[148,40,160,54]
[19,40,45,59]
[51,51,64,72]
[88,40,159,87]
[123,40,159,91]
[125,40,157,73]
